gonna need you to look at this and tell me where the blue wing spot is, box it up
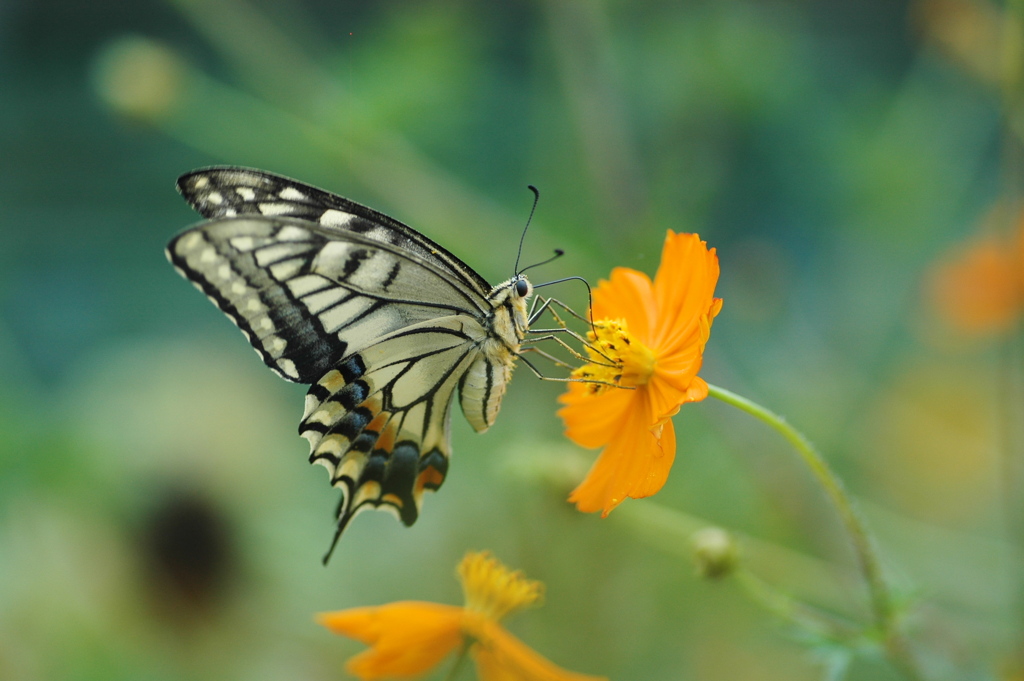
[331,379,370,410]
[339,355,366,382]
[350,430,379,453]
[359,450,388,484]
[384,442,420,525]
[335,407,373,440]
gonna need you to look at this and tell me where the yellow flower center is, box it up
[458,551,543,622]
[571,319,656,393]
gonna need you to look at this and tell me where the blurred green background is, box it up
[2,0,1022,679]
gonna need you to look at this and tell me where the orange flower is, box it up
[558,231,722,517]
[929,222,1024,335]
[318,551,607,681]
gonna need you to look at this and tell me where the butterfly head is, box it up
[487,274,533,342]
[490,273,533,300]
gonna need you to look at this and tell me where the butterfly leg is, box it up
[516,350,626,390]
[528,295,592,326]
[518,344,575,369]
[525,323,618,366]
[527,293,547,320]
[527,297,617,365]
[522,332,611,366]
[516,352,576,382]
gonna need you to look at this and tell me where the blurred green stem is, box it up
[733,568,857,644]
[706,384,923,680]
[441,641,471,681]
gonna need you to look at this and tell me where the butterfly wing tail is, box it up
[299,322,475,559]
[300,356,428,525]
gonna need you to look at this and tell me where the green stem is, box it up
[440,640,471,681]
[706,383,922,679]
[733,568,859,644]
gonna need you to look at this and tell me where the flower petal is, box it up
[568,388,676,516]
[592,267,656,346]
[317,602,464,680]
[652,231,721,352]
[682,375,709,403]
[649,327,711,410]
[644,373,687,426]
[558,380,636,449]
[467,617,607,681]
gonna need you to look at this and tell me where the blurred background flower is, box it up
[928,204,1024,336]
[1,0,1022,679]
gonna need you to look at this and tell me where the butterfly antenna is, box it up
[519,248,565,275]
[514,185,541,276]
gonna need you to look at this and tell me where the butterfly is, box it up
[166,167,536,560]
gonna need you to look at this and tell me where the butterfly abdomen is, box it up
[458,345,515,433]
[455,276,531,432]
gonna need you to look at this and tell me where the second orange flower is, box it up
[318,551,605,681]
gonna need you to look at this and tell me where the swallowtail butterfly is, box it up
[166,167,535,558]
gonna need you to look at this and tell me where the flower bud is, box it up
[692,527,739,579]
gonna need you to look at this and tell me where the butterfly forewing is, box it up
[176,167,492,296]
[167,167,532,555]
[167,217,491,382]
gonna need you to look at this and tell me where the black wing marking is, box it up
[299,317,484,562]
[176,166,492,298]
[166,216,490,383]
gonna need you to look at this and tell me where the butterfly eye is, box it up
[515,279,530,298]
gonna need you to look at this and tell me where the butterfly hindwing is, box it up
[299,317,484,533]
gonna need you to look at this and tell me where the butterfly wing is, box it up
[176,166,492,297]
[167,215,495,549]
[299,315,482,542]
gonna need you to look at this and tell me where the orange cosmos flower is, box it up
[558,231,722,517]
[929,219,1024,336]
[318,551,607,681]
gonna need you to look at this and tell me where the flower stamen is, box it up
[458,551,543,622]
[571,319,656,394]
